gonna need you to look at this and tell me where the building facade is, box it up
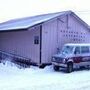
[0,11,89,66]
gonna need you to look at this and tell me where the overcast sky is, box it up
[0,0,90,25]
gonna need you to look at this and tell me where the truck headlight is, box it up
[63,59,66,63]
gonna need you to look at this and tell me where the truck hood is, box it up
[53,53,73,59]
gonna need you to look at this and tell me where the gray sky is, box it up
[0,0,90,25]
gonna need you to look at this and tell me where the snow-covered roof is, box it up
[0,10,89,31]
[65,43,90,46]
[0,11,70,31]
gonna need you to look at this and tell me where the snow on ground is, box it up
[0,61,90,90]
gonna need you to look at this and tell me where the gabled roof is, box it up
[0,10,89,31]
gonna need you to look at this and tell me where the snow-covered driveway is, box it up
[0,62,90,90]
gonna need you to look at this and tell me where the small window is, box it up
[63,30,65,33]
[81,46,89,53]
[73,39,76,41]
[34,36,39,44]
[66,34,68,37]
[74,46,80,54]
[74,35,76,37]
[78,39,80,41]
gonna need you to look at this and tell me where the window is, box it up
[81,46,89,53]
[71,35,73,37]
[71,31,73,33]
[34,36,39,44]
[63,30,65,33]
[74,35,76,37]
[74,47,80,54]
[73,39,76,41]
[66,34,68,37]
[61,46,74,54]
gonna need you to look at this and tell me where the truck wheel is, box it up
[67,63,73,73]
[54,65,59,71]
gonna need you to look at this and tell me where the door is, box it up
[74,46,82,63]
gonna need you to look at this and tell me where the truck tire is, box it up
[67,63,73,73]
[54,65,59,71]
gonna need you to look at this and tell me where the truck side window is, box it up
[81,46,89,54]
[74,47,80,54]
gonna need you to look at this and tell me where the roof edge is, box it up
[71,12,90,30]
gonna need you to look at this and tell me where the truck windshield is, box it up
[61,46,74,54]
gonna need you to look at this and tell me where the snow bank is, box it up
[0,61,90,90]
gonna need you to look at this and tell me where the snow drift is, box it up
[0,61,90,90]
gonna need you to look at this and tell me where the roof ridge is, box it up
[0,10,72,25]
[0,10,89,31]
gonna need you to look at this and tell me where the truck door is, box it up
[74,46,81,63]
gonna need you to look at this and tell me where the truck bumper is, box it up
[52,62,67,68]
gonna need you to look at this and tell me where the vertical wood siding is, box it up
[68,14,90,43]
[0,14,89,64]
[41,14,90,64]
[0,26,40,64]
[42,19,58,63]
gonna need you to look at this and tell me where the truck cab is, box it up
[52,43,90,73]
